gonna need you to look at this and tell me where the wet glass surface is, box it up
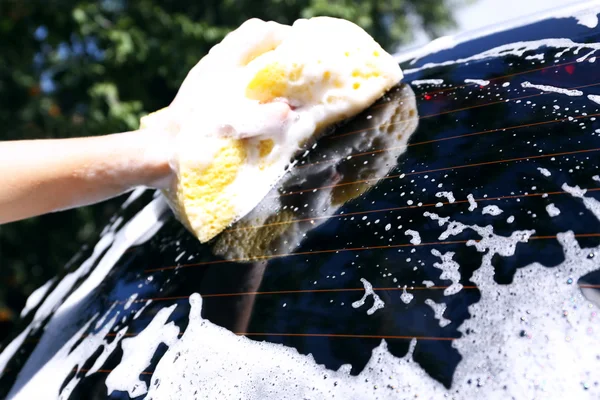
[2,8,600,399]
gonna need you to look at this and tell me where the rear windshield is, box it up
[2,6,600,399]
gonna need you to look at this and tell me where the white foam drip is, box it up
[538,167,552,177]
[588,94,600,105]
[106,304,179,397]
[410,79,444,85]
[404,229,422,245]
[525,53,545,61]
[85,325,129,378]
[562,183,600,221]
[20,306,124,400]
[400,286,414,304]
[482,205,503,216]
[4,196,167,399]
[424,213,535,267]
[134,300,152,320]
[424,211,450,226]
[31,232,115,331]
[405,38,600,74]
[424,299,450,327]
[121,187,148,209]
[547,203,561,217]
[438,220,467,240]
[0,330,29,377]
[522,81,583,97]
[95,301,118,330]
[431,249,463,296]
[464,79,489,86]
[435,191,455,203]
[351,278,385,315]
[124,293,138,310]
[467,194,477,211]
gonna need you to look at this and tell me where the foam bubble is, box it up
[547,203,561,217]
[404,229,422,245]
[482,205,503,216]
[351,278,385,315]
[522,81,583,97]
[467,194,477,211]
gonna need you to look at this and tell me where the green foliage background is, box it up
[0,0,461,338]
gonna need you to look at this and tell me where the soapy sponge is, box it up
[141,17,403,243]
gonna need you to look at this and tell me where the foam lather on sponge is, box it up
[140,17,403,243]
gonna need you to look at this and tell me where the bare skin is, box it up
[0,129,171,224]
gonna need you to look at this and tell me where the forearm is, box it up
[0,130,172,224]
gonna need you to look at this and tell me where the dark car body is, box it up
[2,2,600,398]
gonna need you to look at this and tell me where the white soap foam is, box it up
[123,293,138,310]
[435,191,455,203]
[133,300,152,320]
[525,53,545,61]
[146,225,600,399]
[438,220,468,240]
[424,212,535,259]
[19,278,55,318]
[482,205,503,216]
[4,196,167,399]
[351,278,385,315]
[0,329,29,377]
[562,183,600,221]
[431,249,463,296]
[467,193,477,211]
[400,286,414,304]
[588,94,600,105]
[538,167,552,177]
[106,304,180,397]
[547,203,561,217]
[404,229,422,245]
[405,38,600,74]
[30,232,114,331]
[19,306,126,400]
[424,299,451,327]
[464,78,490,86]
[120,187,148,209]
[146,293,436,399]
[521,81,583,97]
[410,79,444,86]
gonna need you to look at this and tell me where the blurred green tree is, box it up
[0,0,462,337]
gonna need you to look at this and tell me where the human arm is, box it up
[0,129,173,224]
[0,99,290,225]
